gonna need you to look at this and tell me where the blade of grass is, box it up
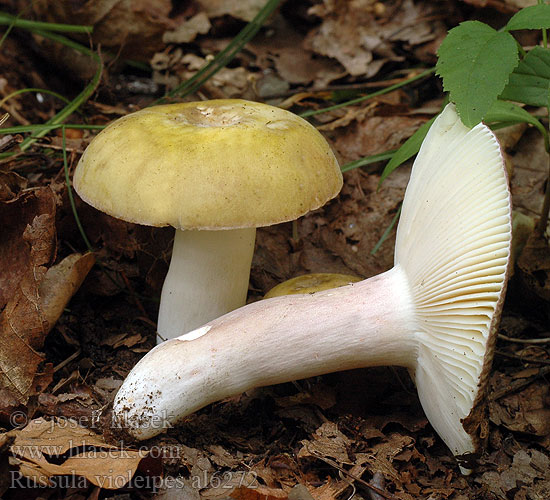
[371,204,402,255]
[0,87,72,109]
[0,123,104,134]
[341,150,396,172]
[0,10,18,48]
[0,12,92,33]
[156,0,283,102]
[300,68,435,118]
[62,126,93,251]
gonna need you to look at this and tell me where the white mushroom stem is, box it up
[114,104,512,467]
[157,228,256,343]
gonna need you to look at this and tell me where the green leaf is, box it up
[505,4,550,31]
[500,46,550,106]
[485,100,549,151]
[485,99,544,132]
[378,116,436,185]
[436,21,519,127]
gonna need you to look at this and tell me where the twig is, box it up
[499,333,550,344]
[495,350,550,365]
[0,133,21,152]
[53,349,82,373]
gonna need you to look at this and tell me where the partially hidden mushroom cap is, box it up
[264,273,361,299]
[73,99,343,230]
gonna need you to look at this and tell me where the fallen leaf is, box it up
[10,417,151,489]
[163,12,211,43]
[477,449,550,498]
[333,115,427,163]
[0,170,27,202]
[489,372,550,436]
[230,485,288,499]
[249,17,344,87]
[39,252,95,333]
[297,422,350,463]
[27,0,173,61]
[305,0,441,78]
[195,0,267,22]
[0,187,56,406]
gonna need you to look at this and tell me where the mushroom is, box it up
[264,273,362,299]
[73,99,342,343]
[112,103,512,470]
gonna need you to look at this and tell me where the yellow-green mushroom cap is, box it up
[264,273,362,299]
[73,99,343,230]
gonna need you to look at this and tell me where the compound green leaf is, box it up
[506,4,550,31]
[500,46,550,107]
[436,21,518,127]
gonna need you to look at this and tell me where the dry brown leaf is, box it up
[26,0,172,61]
[230,485,288,500]
[477,449,550,498]
[297,422,350,463]
[363,434,415,487]
[195,0,267,22]
[10,417,150,489]
[463,0,532,14]
[0,187,56,406]
[333,115,427,163]
[490,378,550,436]
[208,444,243,468]
[305,0,441,78]
[0,170,27,202]
[101,332,145,350]
[249,18,344,87]
[163,12,211,44]
[39,252,95,333]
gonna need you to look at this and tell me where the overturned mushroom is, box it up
[73,99,342,343]
[113,104,512,469]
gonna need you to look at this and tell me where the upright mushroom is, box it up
[113,103,512,469]
[73,99,342,343]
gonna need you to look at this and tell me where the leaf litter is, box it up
[0,0,549,499]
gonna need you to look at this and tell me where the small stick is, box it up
[495,350,550,366]
[499,333,550,344]
[53,348,82,373]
